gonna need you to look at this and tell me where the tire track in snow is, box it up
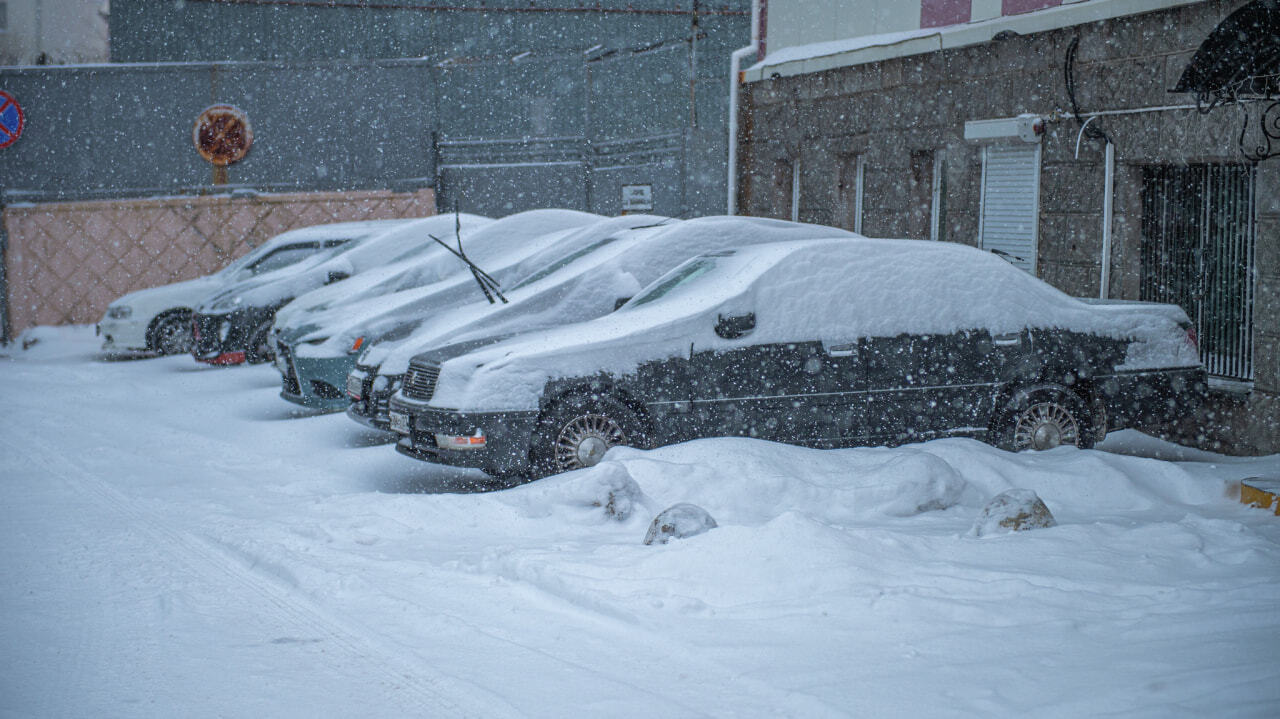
[1,427,521,719]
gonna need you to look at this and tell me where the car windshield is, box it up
[625,256,719,307]
[509,237,619,291]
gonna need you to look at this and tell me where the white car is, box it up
[97,219,413,355]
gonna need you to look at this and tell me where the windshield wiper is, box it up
[990,248,1027,265]
[426,232,508,304]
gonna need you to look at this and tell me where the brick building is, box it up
[735,0,1278,453]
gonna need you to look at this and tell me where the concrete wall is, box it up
[739,0,1279,453]
[2,188,435,338]
[0,0,108,65]
[109,0,748,63]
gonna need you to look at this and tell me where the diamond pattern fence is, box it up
[2,189,435,339]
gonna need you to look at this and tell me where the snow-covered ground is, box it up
[3,325,1278,718]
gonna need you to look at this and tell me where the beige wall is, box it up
[0,0,108,65]
[2,188,436,336]
[766,0,920,53]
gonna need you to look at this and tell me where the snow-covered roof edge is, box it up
[743,0,1207,83]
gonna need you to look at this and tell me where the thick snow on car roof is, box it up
[273,213,492,328]
[279,210,610,348]
[428,237,1196,412]
[363,215,859,372]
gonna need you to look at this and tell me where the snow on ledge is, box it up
[743,0,1206,83]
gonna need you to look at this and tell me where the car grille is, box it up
[403,362,441,401]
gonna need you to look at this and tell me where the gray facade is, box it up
[738,0,1278,454]
[0,2,747,215]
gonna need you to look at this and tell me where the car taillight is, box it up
[1185,325,1199,353]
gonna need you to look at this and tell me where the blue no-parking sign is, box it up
[0,91,25,149]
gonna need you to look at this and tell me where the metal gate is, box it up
[1140,164,1256,381]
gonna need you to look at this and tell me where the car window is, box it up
[626,257,718,307]
[243,242,323,275]
[510,237,619,291]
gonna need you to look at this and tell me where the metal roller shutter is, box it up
[978,144,1041,273]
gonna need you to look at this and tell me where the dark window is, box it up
[245,242,322,275]
[0,2,7,31]
[1141,164,1256,381]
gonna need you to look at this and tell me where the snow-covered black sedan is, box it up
[387,238,1207,479]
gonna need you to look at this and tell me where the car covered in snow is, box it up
[348,215,859,432]
[96,220,409,356]
[387,238,1207,478]
[189,214,490,365]
[270,209,604,408]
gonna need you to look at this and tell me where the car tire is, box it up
[244,320,276,364]
[531,395,648,478]
[150,312,194,356]
[996,386,1095,452]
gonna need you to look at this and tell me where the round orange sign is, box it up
[193,104,253,166]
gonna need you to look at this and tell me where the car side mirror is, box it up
[613,297,632,311]
[714,312,756,340]
[326,271,350,285]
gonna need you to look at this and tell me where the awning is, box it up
[1173,0,1280,98]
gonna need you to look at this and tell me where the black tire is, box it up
[531,394,648,478]
[150,312,194,356]
[995,386,1095,452]
[244,319,276,364]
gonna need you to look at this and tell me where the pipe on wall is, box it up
[727,0,760,215]
[1100,140,1114,299]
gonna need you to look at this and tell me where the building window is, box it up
[0,2,8,31]
[977,144,1041,273]
[921,0,971,28]
[1141,164,1256,382]
[838,154,865,234]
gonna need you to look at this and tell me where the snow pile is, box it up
[2,327,1279,716]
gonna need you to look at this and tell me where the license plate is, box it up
[346,375,363,399]
[389,411,411,435]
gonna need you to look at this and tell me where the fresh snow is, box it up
[3,325,1278,717]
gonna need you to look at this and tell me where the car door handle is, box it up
[826,343,856,357]
[993,333,1021,346]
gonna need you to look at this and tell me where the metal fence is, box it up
[1140,164,1257,382]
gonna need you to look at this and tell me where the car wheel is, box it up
[998,387,1095,452]
[151,312,194,356]
[533,395,647,477]
[244,320,276,364]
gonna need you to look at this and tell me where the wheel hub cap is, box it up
[1013,401,1080,451]
[576,436,608,466]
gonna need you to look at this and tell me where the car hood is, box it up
[107,274,226,318]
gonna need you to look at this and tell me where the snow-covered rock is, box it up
[587,463,646,520]
[970,489,1058,537]
[644,503,718,545]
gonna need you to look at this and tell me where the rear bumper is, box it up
[1100,366,1208,430]
[388,399,540,476]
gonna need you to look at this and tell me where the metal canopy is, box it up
[1173,0,1280,99]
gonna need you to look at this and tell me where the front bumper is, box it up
[345,365,400,431]
[275,342,356,411]
[387,396,540,476]
[191,307,273,363]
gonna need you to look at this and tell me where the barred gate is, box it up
[1140,164,1257,381]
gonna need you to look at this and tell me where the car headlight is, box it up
[106,306,132,319]
[211,295,244,312]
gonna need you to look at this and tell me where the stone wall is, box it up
[738,0,1279,454]
[2,188,435,338]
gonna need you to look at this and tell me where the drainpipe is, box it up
[1099,141,1114,299]
[727,0,760,215]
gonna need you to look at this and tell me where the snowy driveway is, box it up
[3,327,1279,718]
